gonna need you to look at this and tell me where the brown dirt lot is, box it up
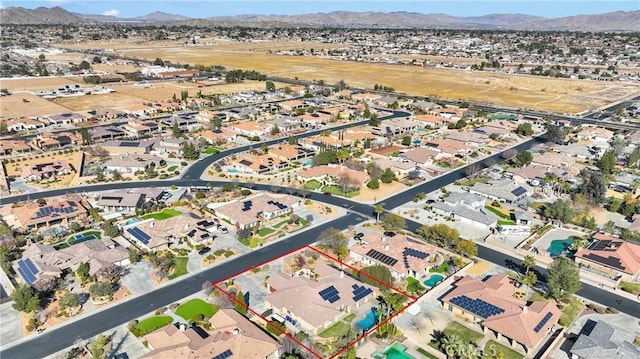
[58,40,640,114]
[7,151,83,191]
[0,76,83,92]
[52,92,144,112]
[0,93,72,119]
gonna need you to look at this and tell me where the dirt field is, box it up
[0,93,72,119]
[352,181,406,202]
[56,40,640,114]
[7,151,83,190]
[52,92,144,111]
[0,76,83,91]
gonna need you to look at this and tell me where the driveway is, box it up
[121,261,155,295]
[0,302,22,346]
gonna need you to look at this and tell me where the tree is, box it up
[544,123,567,144]
[360,265,394,289]
[59,291,80,309]
[381,168,395,183]
[76,262,90,282]
[265,81,275,91]
[380,213,406,231]
[367,178,380,189]
[514,151,533,167]
[172,121,181,138]
[11,284,40,313]
[78,60,91,70]
[417,224,460,248]
[547,257,581,300]
[520,270,538,299]
[401,136,412,146]
[89,282,113,298]
[522,255,536,274]
[181,142,200,160]
[96,264,122,283]
[33,276,58,294]
[544,199,575,223]
[153,57,164,66]
[38,53,46,61]
[317,228,347,257]
[596,150,616,175]
[128,248,141,264]
[234,290,247,315]
[627,148,640,168]
[578,168,606,205]
[374,204,384,222]
[515,123,533,136]
[95,165,105,182]
[102,219,120,237]
[454,240,478,258]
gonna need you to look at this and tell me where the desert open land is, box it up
[0,76,83,91]
[58,39,640,114]
[0,92,71,119]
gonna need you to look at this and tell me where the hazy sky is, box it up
[1,0,638,18]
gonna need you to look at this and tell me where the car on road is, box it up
[218,225,228,234]
[323,192,332,196]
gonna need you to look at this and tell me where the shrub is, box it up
[128,320,138,329]
[595,306,606,314]
[192,313,204,322]
[605,307,619,314]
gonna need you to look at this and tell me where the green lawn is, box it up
[429,262,449,273]
[485,340,524,359]
[406,277,426,294]
[529,202,547,214]
[167,165,178,172]
[559,295,584,327]
[498,220,517,226]
[528,292,549,302]
[344,313,356,322]
[175,299,219,321]
[258,227,276,237]
[238,237,262,248]
[133,315,173,336]
[321,185,359,198]
[485,206,510,219]
[272,219,290,229]
[168,257,188,280]
[142,208,182,220]
[443,322,484,345]
[318,321,351,338]
[620,281,640,294]
[417,347,438,359]
[202,146,222,154]
[303,179,322,190]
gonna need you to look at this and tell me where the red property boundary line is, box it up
[212,244,418,359]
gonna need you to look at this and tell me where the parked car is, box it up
[198,247,211,255]
[218,225,228,234]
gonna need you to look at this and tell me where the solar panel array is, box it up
[450,295,505,319]
[366,249,398,267]
[402,248,429,269]
[319,285,341,303]
[17,258,39,285]
[511,187,527,197]
[352,285,373,302]
[589,240,612,251]
[212,349,233,359]
[583,253,625,271]
[267,200,287,210]
[533,311,553,333]
[241,200,253,212]
[127,227,151,244]
[33,205,76,219]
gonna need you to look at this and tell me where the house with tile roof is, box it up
[574,232,640,282]
[4,117,46,132]
[230,152,287,174]
[21,161,75,182]
[401,147,441,166]
[442,274,561,355]
[349,232,440,280]
[264,261,377,335]
[296,165,368,188]
[576,126,614,142]
[11,196,88,230]
[141,309,280,359]
[0,140,32,155]
[469,179,529,205]
[213,193,301,230]
[569,319,640,359]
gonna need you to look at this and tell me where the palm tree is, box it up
[521,270,538,299]
[458,343,479,359]
[441,334,463,359]
[522,255,536,275]
[375,204,384,222]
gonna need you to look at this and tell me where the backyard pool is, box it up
[357,308,378,331]
[373,342,415,359]
[227,168,239,173]
[71,233,97,245]
[423,273,445,287]
[547,237,575,256]
[122,219,140,226]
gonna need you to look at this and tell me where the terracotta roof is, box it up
[296,165,368,185]
[575,233,640,275]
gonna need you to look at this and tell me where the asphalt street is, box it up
[0,213,364,358]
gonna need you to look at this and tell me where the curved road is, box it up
[2,116,639,357]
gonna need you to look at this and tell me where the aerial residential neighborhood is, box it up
[0,1,639,359]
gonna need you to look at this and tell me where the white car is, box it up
[218,226,228,234]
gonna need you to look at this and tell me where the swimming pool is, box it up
[384,342,415,359]
[547,237,575,256]
[423,273,444,287]
[123,219,140,226]
[71,233,97,245]
[227,168,239,173]
[356,308,378,331]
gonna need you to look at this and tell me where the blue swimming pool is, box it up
[423,274,444,287]
[123,219,139,226]
[357,308,378,331]
[70,233,97,245]
[547,237,575,256]
[228,168,239,173]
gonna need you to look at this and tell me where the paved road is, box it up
[0,212,364,358]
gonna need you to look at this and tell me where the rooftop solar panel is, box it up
[212,349,233,359]
[327,294,340,303]
[450,295,505,319]
[511,187,527,197]
[366,249,398,267]
[533,312,554,333]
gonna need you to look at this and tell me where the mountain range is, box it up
[0,6,638,32]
